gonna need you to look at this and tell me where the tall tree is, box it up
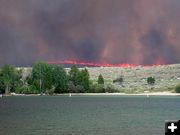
[69,65,79,86]
[98,74,104,85]
[52,65,68,93]
[32,62,53,94]
[1,64,18,95]
[76,68,90,92]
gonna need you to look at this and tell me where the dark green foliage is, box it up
[32,62,53,93]
[92,84,105,93]
[15,85,38,94]
[68,67,90,92]
[81,69,90,89]
[0,63,121,94]
[147,77,155,85]
[75,85,85,93]
[0,64,19,94]
[76,68,90,92]
[52,65,68,93]
[69,65,79,86]
[0,72,4,94]
[45,88,55,95]
[89,83,118,93]
[98,74,104,85]
[26,76,39,93]
[11,69,23,93]
[68,81,76,93]
[175,84,180,93]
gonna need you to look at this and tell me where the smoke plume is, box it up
[0,0,180,66]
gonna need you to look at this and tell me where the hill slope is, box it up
[21,64,180,92]
[85,64,180,92]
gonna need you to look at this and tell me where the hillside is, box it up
[20,64,180,93]
[85,64,180,92]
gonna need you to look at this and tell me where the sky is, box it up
[0,0,180,66]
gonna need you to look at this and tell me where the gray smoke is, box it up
[0,0,179,66]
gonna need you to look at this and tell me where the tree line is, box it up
[0,62,117,95]
[1,62,179,94]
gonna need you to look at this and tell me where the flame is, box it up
[48,60,163,67]
[48,60,135,67]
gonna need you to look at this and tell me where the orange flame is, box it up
[48,60,163,67]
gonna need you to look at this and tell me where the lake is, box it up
[0,96,179,135]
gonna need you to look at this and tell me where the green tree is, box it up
[52,65,68,93]
[0,72,4,94]
[98,74,104,85]
[69,65,79,86]
[69,67,90,92]
[32,62,53,94]
[11,69,23,93]
[68,81,76,93]
[147,77,155,85]
[76,68,90,92]
[147,77,155,90]
[0,64,18,95]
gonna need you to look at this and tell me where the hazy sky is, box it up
[0,0,180,66]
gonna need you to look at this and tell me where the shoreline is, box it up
[2,92,180,97]
[57,92,180,96]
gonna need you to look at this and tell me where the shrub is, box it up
[75,85,85,93]
[147,77,155,85]
[105,85,118,93]
[45,87,55,95]
[113,77,123,85]
[15,85,38,94]
[89,84,104,93]
[175,84,180,93]
[89,84,119,93]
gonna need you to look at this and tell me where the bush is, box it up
[75,85,85,93]
[175,84,180,93]
[147,77,155,85]
[88,84,104,93]
[89,84,119,93]
[15,85,38,94]
[113,77,123,85]
[68,81,76,93]
[105,85,118,93]
[45,87,55,95]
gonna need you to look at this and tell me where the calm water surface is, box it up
[0,96,179,135]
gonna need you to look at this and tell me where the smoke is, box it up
[0,0,180,66]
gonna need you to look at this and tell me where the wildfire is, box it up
[48,60,162,67]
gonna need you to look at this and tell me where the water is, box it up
[0,96,180,135]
